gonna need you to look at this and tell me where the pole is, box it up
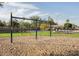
[36,19,38,40]
[10,12,13,43]
[50,22,52,37]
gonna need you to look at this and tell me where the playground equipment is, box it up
[10,12,52,43]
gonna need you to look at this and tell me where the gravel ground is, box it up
[0,36,79,56]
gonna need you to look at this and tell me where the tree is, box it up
[30,16,40,30]
[20,21,31,29]
[0,3,3,7]
[72,24,77,30]
[2,21,7,27]
[40,23,48,30]
[0,20,6,27]
[47,16,57,31]
[64,23,72,30]
[8,19,20,28]
[64,19,72,30]
[66,19,69,23]
[30,16,40,21]
[48,16,57,25]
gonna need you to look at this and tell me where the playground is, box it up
[0,12,79,56]
[0,33,79,56]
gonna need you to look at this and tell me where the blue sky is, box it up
[0,2,79,25]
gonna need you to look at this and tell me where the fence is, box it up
[0,13,79,43]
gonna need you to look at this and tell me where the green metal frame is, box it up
[10,12,52,43]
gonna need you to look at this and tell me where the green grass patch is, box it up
[0,31,79,38]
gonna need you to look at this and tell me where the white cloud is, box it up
[53,12,63,18]
[0,13,10,21]
[3,2,39,10]
[38,13,49,17]
[13,8,30,17]
[0,2,49,22]
[26,11,41,17]
[26,12,49,17]
[0,2,40,21]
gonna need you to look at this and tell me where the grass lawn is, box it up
[0,31,79,38]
